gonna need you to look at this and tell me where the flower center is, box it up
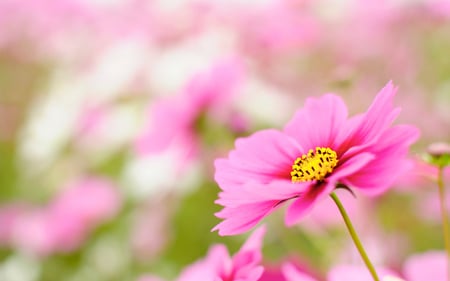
[290,147,339,182]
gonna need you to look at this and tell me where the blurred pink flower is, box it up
[403,251,446,281]
[427,0,450,18]
[217,0,318,54]
[281,263,318,281]
[13,208,75,255]
[394,158,439,191]
[0,204,29,246]
[332,0,399,63]
[394,158,450,223]
[0,177,121,255]
[213,82,419,235]
[131,197,173,261]
[50,177,120,225]
[421,187,450,223]
[258,262,318,281]
[331,251,446,281]
[327,264,399,281]
[76,104,108,137]
[135,59,244,169]
[176,226,265,281]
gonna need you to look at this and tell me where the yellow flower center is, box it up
[291,147,339,182]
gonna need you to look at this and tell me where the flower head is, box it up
[135,59,244,164]
[213,82,419,235]
[177,226,265,281]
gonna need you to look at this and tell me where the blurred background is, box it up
[0,0,449,280]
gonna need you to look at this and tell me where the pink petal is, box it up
[214,129,302,189]
[215,180,306,207]
[135,99,193,155]
[329,152,375,181]
[177,245,230,281]
[282,263,318,281]
[234,266,264,281]
[213,181,309,235]
[239,225,266,253]
[233,252,264,280]
[338,81,401,155]
[285,184,325,226]
[207,245,233,273]
[231,226,265,281]
[342,125,419,195]
[189,227,264,281]
[213,202,276,236]
[284,94,348,151]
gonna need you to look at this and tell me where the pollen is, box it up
[291,147,339,182]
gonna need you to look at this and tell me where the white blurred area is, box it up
[0,254,40,281]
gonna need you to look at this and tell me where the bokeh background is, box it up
[0,0,450,280]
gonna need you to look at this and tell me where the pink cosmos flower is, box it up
[135,59,244,170]
[176,226,265,281]
[403,251,446,281]
[0,177,120,255]
[213,82,419,235]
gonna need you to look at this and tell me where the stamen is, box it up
[291,147,338,182]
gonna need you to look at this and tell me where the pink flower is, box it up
[213,82,419,235]
[40,177,120,253]
[258,257,322,281]
[328,265,400,281]
[394,158,439,191]
[0,204,28,245]
[403,251,446,281]
[135,59,244,169]
[218,0,318,54]
[131,197,172,261]
[281,263,318,281]
[329,251,447,281]
[176,226,265,281]
[50,177,120,226]
[1,177,121,255]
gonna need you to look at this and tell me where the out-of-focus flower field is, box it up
[0,0,449,280]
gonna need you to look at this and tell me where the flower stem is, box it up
[437,166,450,281]
[330,192,380,281]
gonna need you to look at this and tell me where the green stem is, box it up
[437,166,450,281]
[330,192,380,281]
